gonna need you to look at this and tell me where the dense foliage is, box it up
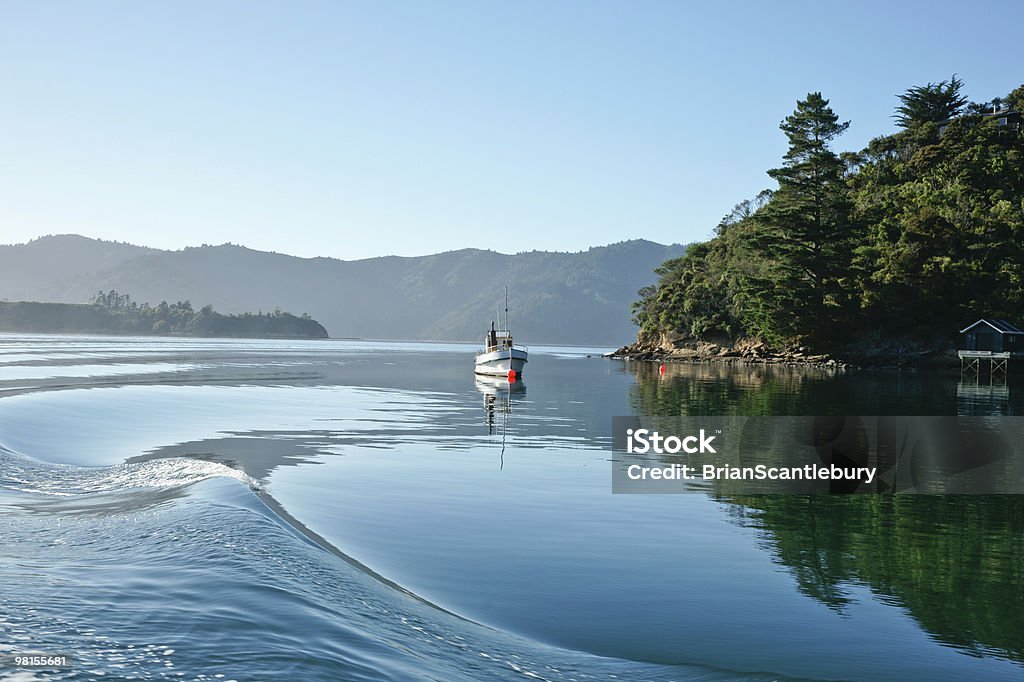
[0,290,328,338]
[634,79,1024,354]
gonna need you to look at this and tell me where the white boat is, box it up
[474,290,527,378]
[474,321,528,377]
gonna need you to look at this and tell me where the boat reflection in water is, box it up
[475,376,525,470]
[475,375,526,435]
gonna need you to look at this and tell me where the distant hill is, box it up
[0,235,686,344]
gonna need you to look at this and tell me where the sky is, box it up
[1,1,1021,260]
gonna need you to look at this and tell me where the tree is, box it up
[894,75,968,128]
[747,92,855,342]
[857,93,1024,337]
[1005,83,1024,112]
[90,289,134,310]
[631,80,1024,357]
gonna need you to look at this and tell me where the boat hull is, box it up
[474,348,528,376]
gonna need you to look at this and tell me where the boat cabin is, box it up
[485,321,514,352]
[959,318,1024,353]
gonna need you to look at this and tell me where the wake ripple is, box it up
[0,445,770,682]
[0,444,258,498]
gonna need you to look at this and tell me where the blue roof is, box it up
[959,318,1024,334]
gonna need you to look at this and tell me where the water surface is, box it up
[1,334,1021,681]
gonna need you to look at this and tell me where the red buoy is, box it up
[659,364,666,375]
[508,369,517,382]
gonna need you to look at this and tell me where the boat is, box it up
[474,289,528,379]
[474,321,528,378]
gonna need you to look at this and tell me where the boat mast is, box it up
[504,285,509,334]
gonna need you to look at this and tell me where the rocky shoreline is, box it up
[609,333,959,371]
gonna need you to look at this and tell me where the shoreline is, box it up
[609,338,963,373]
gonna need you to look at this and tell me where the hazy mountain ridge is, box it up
[0,235,686,344]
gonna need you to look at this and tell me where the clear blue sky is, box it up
[1,1,1021,260]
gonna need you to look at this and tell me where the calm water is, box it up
[0,334,1021,681]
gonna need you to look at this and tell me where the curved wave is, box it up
[0,444,754,681]
[0,442,259,497]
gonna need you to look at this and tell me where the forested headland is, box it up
[0,290,328,338]
[627,78,1024,366]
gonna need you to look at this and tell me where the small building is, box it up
[939,108,1022,137]
[959,318,1024,353]
[992,109,1022,131]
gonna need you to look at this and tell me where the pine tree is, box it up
[894,75,968,128]
[747,92,854,342]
